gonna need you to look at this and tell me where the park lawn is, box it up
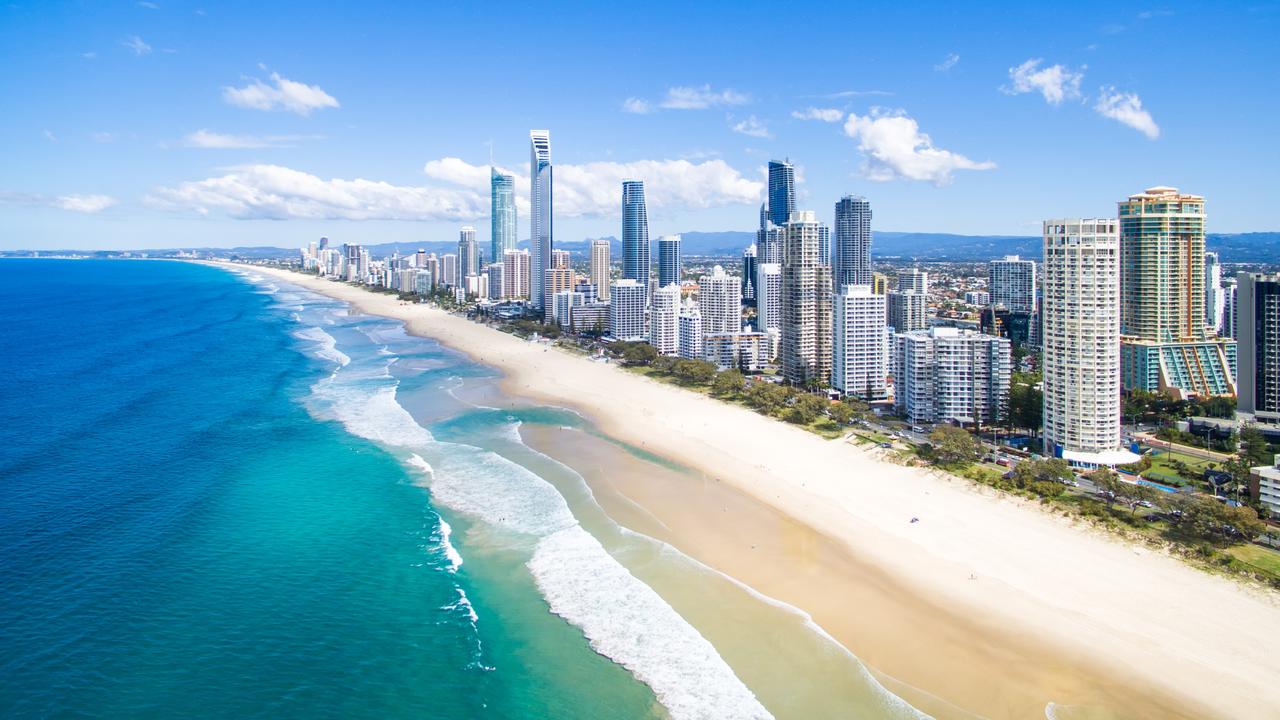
[1226,544,1280,581]
[1143,449,1222,485]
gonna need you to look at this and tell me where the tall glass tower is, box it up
[529,130,553,311]
[833,195,872,288]
[490,168,515,266]
[657,235,681,288]
[767,160,796,228]
[621,180,650,295]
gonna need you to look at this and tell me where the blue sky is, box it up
[2,0,1277,250]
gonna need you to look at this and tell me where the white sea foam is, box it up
[529,526,772,720]
[437,518,463,572]
[429,444,577,537]
[294,326,351,367]
[314,381,434,448]
[406,453,434,476]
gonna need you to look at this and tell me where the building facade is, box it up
[780,210,833,386]
[989,255,1036,314]
[887,290,927,333]
[1236,272,1280,423]
[833,284,888,399]
[458,226,479,277]
[897,268,928,294]
[703,332,771,372]
[894,328,1011,425]
[609,279,647,341]
[529,130,553,311]
[697,265,742,336]
[767,160,796,228]
[591,239,611,301]
[502,249,530,300]
[657,235,682,289]
[650,284,681,356]
[833,195,872,288]
[490,168,516,264]
[678,299,703,360]
[543,267,573,323]
[621,180,650,295]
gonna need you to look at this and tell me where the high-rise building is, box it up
[502,248,530,300]
[552,289,585,327]
[887,290,927,333]
[459,226,479,277]
[344,244,365,282]
[1236,272,1280,423]
[767,160,796,228]
[486,263,505,301]
[894,328,1011,425]
[697,265,742,336]
[741,243,758,305]
[780,211,833,386]
[650,284,681,356]
[703,331,772,372]
[755,262,782,334]
[897,268,929,294]
[833,285,888,399]
[1205,251,1225,333]
[551,248,570,270]
[871,272,890,295]
[491,168,516,264]
[1042,220,1131,465]
[965,291,991,306]
[678,298,703,360]
[609,279,647,340]
[989,256,1036,314]
[1223,279,1239,339]
[543,267,573,323]
[591,239,611,301]
[833,195,872,288]
[621,180,650,295]
[657,235,682,289]
[1118,186,1236,397]
[441,253,458,287]
[530,130,553,311]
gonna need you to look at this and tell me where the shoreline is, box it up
[222,263,1280,719]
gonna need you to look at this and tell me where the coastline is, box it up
[221,263,1280,719]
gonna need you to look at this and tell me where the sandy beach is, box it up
[230,263,1280,719]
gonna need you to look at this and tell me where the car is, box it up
[996,459,1012,467]
[879,442,893,448]
[911,426,926,434]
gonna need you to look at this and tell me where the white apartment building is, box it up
[502,249,531,300]
[755,262,782,338]
[894,327,1011,425]
[887,290,927,333]
[990,255,1037,314]
[964,291,991,306]
[678,298,703,360]
[553,290,585,327]
[486,263,505,300]
[698,265,742,336]
[1042,219,1133,465]
[591,239,611,300]
[833,285,888,399]
[703,331,771,372]
[651,284,681,356]
[897,267,929,294]
[609,279,647,340]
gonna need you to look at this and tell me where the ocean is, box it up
[0,259,922,719]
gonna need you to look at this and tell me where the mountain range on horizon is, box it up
[8,230,1280,264]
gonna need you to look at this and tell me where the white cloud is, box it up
[82,51,97,60]
[934,53,960,72]
[92,132,115,143]
[222,72,339,116]
[659,85,750,110]
[730,115,771,138]
[791,107,844,122]
[182,129,318,149]
[138,1,160,8]
[43,129,57,142]
[55,194,117,213]
[1094,86,1160,139]
[811,89,893,99]
[621,97,652,114]
[842,108,996,185]
[1003,58,1084,105]
[150,157,763,222]
[122,35,152,56]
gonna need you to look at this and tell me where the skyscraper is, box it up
[609,279,647,340]
[1118,186,1236,397]
[697,265,742,336]
[458,226,479,277]
[741,243,758,305]
[621,180,650,295]
[529,130,553,311]
[651,284,681,356]
[887,291,927,333]
[833,195,872,288]
[1205,251,1225,333]
[1042,219,1130,465]
[591,239,611,301]
[989,256,1036,314]
[679,298,703,360]
[502,248,530,300]
[833,285,888,399]
[490,168,516,265]
[1236,272,1280,423]
[657,235,682,289]
[767,160,796,228]
[543,266,573,323]
[780,210,833,386]
[897,268,929,294]
[755,262,782,337]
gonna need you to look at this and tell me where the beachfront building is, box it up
[704,331,771,372]
[622,180,650,297]
[553,290,585,327]
[990,255,1036,314]
[486,263,505,301]
[780,211,833,386]
[502,249,530,300]
[1118,186,1236,398]
[491,168,516,264]
[441,253,459,288]
[459,226,479,277]
[1236,272,1280,423]
[609,279,647,341]
[755,263,782,338]
[530,130,553,312]
[887,290,927,333]
[894,327,1011,425]
[833,195,873,288]
[678,298,703,360]
[1250,458,1280,518]
[650,284,681,356]
[465,274,487,299]
[698,265,742,336]
[741,243,757,305]
[658,235,682,289]
[1042,220,1133,465]
[570,302,610,336]
[543,267,573,323]
[591,239,611,301]
[414,271,433,296]
[767,160,796,228]
[897,268,928,295]
[833,285,888,400]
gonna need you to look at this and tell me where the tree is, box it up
[712,369,745,397]
[786,394,827,425]
[843,398,870,420]
[1088,467,1123,508]
[1008,381,1043,435]
[745,382,789,415]
[620,342,658,367]
[671,359,717,385]
[828,402,855,426]
[1240,425,1272,466]
[929,425,981,465]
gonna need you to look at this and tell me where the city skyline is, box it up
[3,2,1279,250]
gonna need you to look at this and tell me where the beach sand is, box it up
[231,264,1280,720]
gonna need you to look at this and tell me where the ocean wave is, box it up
[437,518,463,572]
[530,526,772,720]
[293,326,351,367]
[313,380,434,448]
[430,443,577,537]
